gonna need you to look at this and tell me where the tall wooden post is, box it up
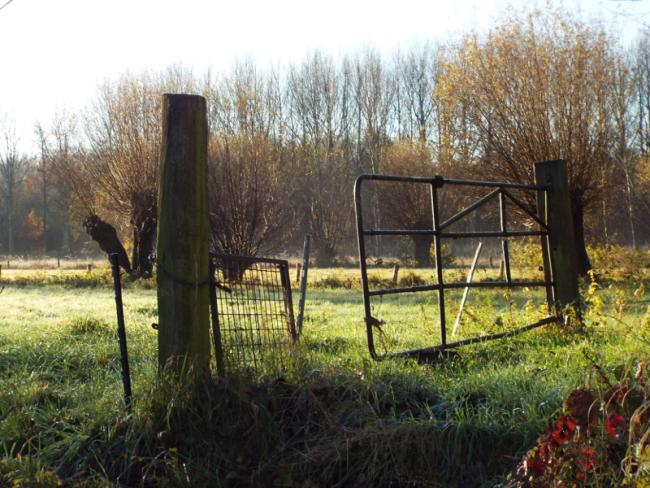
[534,160,580,312]
[157,94,210,372]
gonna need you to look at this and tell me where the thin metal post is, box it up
[208,259,225,377]
[499,191,512,285]
[280,263,297,341]
[109,253,132,411]
[296,234,311,337]
[431,184,447,347]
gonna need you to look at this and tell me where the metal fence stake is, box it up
[296,234,311,337]
[110,253,132,411]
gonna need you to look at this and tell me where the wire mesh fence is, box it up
[210,254,297,375]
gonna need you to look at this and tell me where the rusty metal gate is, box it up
[354,173,560,360]
[209,254,297,375]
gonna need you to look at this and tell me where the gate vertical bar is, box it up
[354,176,377,358]
[537,189,556,311]
[431,182,447,347]
[499,191,512,285]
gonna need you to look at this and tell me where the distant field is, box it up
[0,267,648,486]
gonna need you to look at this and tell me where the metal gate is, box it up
[354,173,560,360]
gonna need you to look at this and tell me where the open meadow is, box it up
[1,262,649,486]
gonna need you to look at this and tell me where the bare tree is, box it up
[207,134,299,256]
[0,117,29,257]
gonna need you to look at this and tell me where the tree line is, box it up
[2,10,650,276]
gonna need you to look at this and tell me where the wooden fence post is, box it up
[295,263,301,284]
[391,264,400,286]
[534,160,580,312]
[157,94,211,373]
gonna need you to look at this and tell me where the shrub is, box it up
[507,360,650,487]
[589,245,649,282]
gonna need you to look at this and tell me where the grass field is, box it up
[0,264,649,486]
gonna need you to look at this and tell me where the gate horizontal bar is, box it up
[443,177,550,191]
[364,229,435,236]
[442,280,553,290]
[439,230,546,239]
[369,283,440,296]
[386,316,559,359]
[368,279,553,296]
[363,229,547,238]
[356,173,550,192]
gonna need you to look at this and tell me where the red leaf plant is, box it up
[507,360,649,487]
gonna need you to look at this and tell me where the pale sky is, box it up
[1,0,649,153]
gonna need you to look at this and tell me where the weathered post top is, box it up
[157,93,211,373]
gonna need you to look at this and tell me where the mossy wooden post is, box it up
[157,94,210,373]
[534,160,580,313]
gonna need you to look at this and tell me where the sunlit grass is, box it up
[0,269,648,486]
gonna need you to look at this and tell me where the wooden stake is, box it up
[391,264,400,286]
[452,242,482,336]
[156,94,211,373]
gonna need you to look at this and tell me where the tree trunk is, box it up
[313,242,336,267]
[412,234,433,267]
[571,199,591,277]
[131,192,157,277]
[136,218,156,277]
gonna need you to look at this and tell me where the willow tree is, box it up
[437,11,626,275]
[54,70,194,275]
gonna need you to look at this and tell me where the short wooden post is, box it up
[391,264,400,286]
[295,263,302,284]
[534,160,580,312]
[87,263,92,273]
[156,94,211,373]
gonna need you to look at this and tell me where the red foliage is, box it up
[508,360,649,487]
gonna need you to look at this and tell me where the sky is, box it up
[1,0,649,153]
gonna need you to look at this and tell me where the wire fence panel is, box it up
[210,254,296,375]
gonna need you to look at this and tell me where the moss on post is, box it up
[156,94,210,372]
